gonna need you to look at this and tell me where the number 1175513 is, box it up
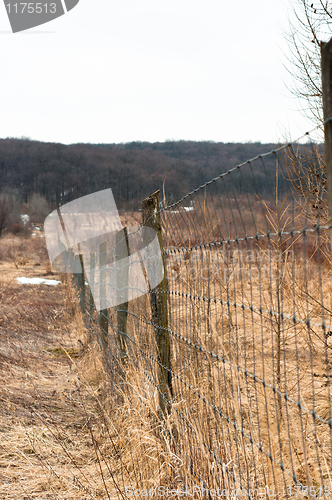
[6,3,57,14]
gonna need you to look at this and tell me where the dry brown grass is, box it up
[1,195,332,500]
[162,244,332,492]
[0,233,113,499]
[0,223,178,500]
[150,194,332,497]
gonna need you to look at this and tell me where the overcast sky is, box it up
[0,0,320,145]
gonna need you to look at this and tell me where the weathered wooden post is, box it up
[142,190,172,416]
[73,252,85,314]
[57,209,86,315]
[321,38,332,252]
[99,241,108,348]
[89,252,96,315]
[78,253,85,313]
[115,227,129,365]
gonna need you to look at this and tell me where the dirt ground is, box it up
[0,233,114,500]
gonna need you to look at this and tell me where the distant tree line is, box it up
[0,138,280,215]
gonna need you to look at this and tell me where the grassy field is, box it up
[0,218,165,500]
[1,191,332,500]
[0,234,102,499]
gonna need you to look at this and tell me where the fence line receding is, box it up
[72,131,332,499]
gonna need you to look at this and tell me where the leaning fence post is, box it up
[99,241,108,348]
[74,252,85,314]
[321,38,332,252]
[115,227,129,365]
[79,253,85,313]
[142,190,172,416]
[89,252,96,314]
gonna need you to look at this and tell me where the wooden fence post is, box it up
[321,38,332,252]
[115,227,129,365]
[79,253,85,313]
[89,252,96,314]
[142,190,172,416]
[74,252,85,314]
[99,241,108,348]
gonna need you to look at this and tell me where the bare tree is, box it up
[0,197,11,237]
[282,2,332,260]
[284,0,332,129]
[28,193,50,223]
[0,190,23,237]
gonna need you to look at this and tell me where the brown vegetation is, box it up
[1,175,332,499]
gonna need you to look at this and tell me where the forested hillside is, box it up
[0,138,278,210]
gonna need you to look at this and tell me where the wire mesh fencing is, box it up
[73,130,332,499]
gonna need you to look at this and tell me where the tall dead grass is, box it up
[1,192,332,499]
[54,199,331,499]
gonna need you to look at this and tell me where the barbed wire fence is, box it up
[70,126,332,499]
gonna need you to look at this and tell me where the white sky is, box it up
[0,0,320,145]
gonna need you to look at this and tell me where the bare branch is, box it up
[283,0,332,128]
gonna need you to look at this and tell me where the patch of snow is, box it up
[16,277,61,286]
